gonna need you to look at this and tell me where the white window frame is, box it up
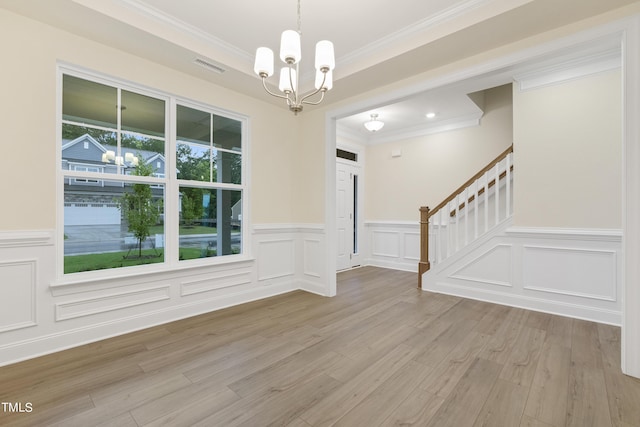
[56,65,250,282]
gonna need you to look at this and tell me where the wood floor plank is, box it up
[478,307,527,364]
[419,331,491,398]
[473,378,529,427]
[425,357,503,427]
[333,360,433,427]
[499,326,546,387]
[566,321,613,427]
[299,344,417,427]
[137,386,241,427]
[598,325,640,427]
[128,377,236,426]
[378,388,444,427]
[520,415,555,427]
[523,341,571,427]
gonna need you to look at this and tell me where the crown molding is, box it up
[73,0,253,64]
[338,0,525,68]
[514,48,621,91]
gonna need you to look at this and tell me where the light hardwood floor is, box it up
[1,266,639,426]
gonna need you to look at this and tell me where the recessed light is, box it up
[426,112,436,119]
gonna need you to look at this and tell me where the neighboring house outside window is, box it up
[60,70,245,276]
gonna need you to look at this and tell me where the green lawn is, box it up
[64,247,216,274]
[149,225,217,235]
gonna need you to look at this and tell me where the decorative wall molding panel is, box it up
[422,221,622,325]
[0,260,37,333]
[180,269,252,297]
[55,285,171,321]
[364,221,420,272]
[0,224,328,366]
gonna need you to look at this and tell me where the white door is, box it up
[336,161,361,271]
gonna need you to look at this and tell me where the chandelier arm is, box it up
[260,76,290,101]
[300,69,327,104]
[301,89,326,105]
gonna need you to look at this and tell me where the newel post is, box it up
[418,206,431,289]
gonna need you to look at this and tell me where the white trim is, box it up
[0,259,37,333]
[622,16,640,378]
[366,115,482,145]
[338,0,521,68]
[506,226,622,241]
[253,223,325,234]
[55,285,171,321]
[426,280,622,326]
[514,47,621,91]
[0,230,54,248]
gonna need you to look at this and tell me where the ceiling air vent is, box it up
[194,58,226,74]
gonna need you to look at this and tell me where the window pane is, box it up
[121,133,165,176]
[213,115,241,152]
[177,105,210,144]
[121,90,165,137]
[177,142,210,182]
[63,75,117,128]
[62,124,118,175]
[213,149,241,184]
[179,187,241,260]
[64,181,165,274]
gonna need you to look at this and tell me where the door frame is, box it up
[336,142,365,271]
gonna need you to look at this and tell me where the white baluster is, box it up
[484,171,489,233]
[437,209,443,263]
[494,163,500,226]
[454,196,460,253]
[446,202,452,258]
[463,187,468,246]
[506,153,512,218]
[473,179,479,240]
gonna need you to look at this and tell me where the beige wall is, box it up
[0,9,299,230]
[513,69,622,228]
[364,84,513,221]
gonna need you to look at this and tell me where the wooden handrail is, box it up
[428,144,513,219]
[418,144,513,288]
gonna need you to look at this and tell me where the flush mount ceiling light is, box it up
[426,112,436,119]
[253,0,335,115]
[364,114,384,132]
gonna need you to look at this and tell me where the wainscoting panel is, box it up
[450,244,513,288]
[303,239,322,278]
[0,260,37,333]
[371,230,400,258]
[365,222,419,272]
[55,285,171,321]
[522,245,617,301]
[256,239,296,281]
[180,269,253,297]
[421,222,623,325]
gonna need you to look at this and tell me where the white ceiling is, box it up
[1,0,635,141]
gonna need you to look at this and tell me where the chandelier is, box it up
[253,0,335,115]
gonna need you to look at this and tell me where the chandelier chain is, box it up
[297,0,301,34]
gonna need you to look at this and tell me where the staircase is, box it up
[419,145,513,288]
